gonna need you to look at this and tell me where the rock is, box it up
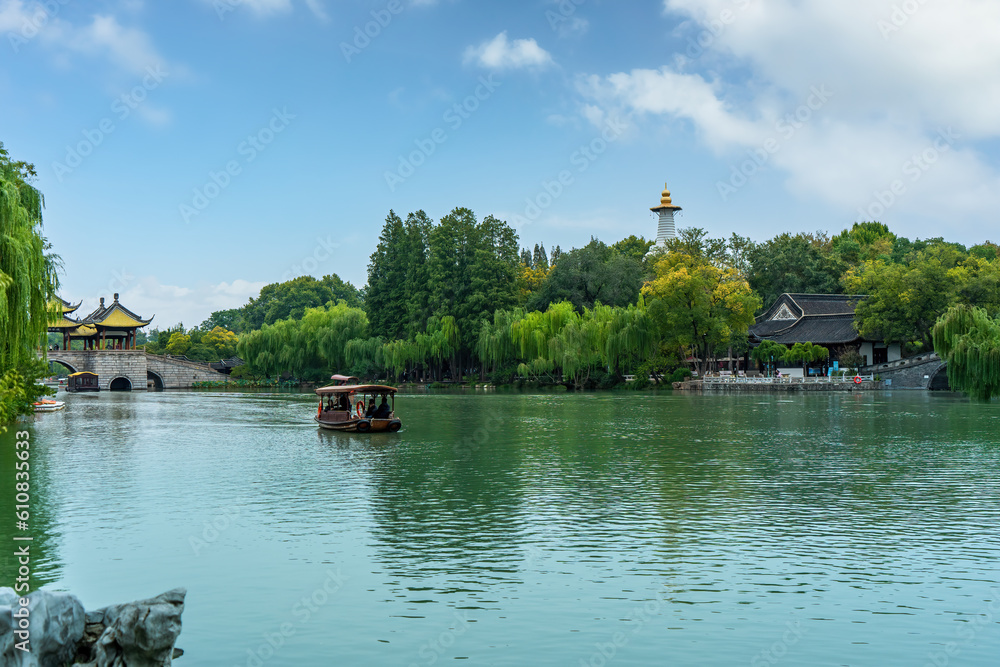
[0,588,185,667]
[74,588,185,667]
[0,587,86,667]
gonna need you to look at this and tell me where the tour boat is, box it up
[33,399,66,413]
[314,382,401,433]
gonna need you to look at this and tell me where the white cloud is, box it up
[2,2,171,78]
[304,0,328,22]
[0,0,28,30]
[227,0,292,15]
[109,277,267,329]
[575,0,1000,239]
[464,32,554,70]
[206,0,329,20]
[63,14,167,75]
[578,67,763,150]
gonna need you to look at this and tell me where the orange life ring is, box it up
[356,402,365,419]
[853,375,862,384]
[317,403,322,417]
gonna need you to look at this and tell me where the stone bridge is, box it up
[860,352,950,390]
[44,350,229,390]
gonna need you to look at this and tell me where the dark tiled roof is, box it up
[750,293,877,345]
[786,294,865,316]
[750,314,861,345]
[210,358,244,371]
[756,293,867,323]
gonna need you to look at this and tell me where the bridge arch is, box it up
[109,377,132,392]
[48,359,78,374]
[929,365,951,391]
[147,370,164,390]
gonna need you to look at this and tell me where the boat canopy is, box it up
[315,384,397,396]
[330,374,359,384]
[68,371,98,377]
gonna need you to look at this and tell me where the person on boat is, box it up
[337,393,350,411]
[373,396,392,419]
[365,399,377,418]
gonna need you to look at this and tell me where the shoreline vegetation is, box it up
[187,211,998,400]
[0,143,58,429]
[6,134,1000,426]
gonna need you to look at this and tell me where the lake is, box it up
[3,390,1000,666]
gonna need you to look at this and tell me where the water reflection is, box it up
[0,422,64,591]
[5,389,1000,665]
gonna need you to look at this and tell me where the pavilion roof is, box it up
[47,297,84,331]
[81,294,154,329]
[48,316,82,330]
[69,324,98,338]
[57,298,82,314]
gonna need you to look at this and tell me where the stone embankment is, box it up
[674,379,883,393]
[0,588,185,666]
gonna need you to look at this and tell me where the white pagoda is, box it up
[650,183,681,248]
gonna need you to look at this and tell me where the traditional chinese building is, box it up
[47,298,84,350]
[749,293,902,374]
[48,294,153,351]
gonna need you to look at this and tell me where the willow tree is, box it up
[475,301,655,388]
[0,144,59,424]
[345,336,385,379]
[932,304,1000,401]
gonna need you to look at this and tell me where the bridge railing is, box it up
[859,352,941,374]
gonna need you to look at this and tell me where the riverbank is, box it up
[675,377,883,392]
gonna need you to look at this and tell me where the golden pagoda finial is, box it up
[660,183,672,206]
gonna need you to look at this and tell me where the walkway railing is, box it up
[702,374,875,385]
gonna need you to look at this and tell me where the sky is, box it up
[2,0,999,328]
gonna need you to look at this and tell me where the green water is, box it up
[2,390,1000,666]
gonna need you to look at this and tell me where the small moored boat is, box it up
[33,399,66,413]
[314,382,401,433]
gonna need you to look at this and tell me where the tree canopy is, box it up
[933,305,1000,401]
[0,142,59,424]
[526,238,646,313]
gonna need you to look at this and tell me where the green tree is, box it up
[528,238,644,312]
[831,221,897,266]
[610,235,653,263]
[401,211,433,337]
[844,243,966,348]
[201,308,244,333]
[164,332,192,356]
[750,340,788,376]
[782,342,829,375]
[242,274,361,330]
[747,232,841,309]
[932,304,1000,401]
[202,326,240,359]
[643,241,761,376]
[365,211,409,340]
[0,143,59,424]
[532,243,549,270]
[238,302,369,380]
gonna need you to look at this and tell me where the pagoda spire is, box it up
[650,183,682,245]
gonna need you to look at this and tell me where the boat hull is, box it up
[315,416,401,433]
[34,401,66,412]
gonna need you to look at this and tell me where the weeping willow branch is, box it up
[932,304,1000,402]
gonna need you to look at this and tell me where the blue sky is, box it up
[3,0,999,327]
